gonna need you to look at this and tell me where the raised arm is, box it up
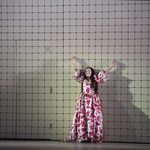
[105,59,117,73]
[72,56,82,71]
[71,56,84,83]
[72,56,77,71]
[94,59,117,83]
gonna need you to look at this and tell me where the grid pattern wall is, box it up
[0,0,150,143]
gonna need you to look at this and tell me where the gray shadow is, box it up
[98,61,150,143]
[76,57,88,69]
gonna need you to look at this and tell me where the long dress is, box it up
[66,69,108,143]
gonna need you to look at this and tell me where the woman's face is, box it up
[85,68,92,77]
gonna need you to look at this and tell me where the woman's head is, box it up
[83,66,97,92]
[85,67,95,78]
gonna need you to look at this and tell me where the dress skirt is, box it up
[66,92,103,143]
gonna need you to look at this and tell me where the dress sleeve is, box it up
[73,69,84,83]
[94,69,109,84]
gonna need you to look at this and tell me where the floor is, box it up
[0,140,149,150]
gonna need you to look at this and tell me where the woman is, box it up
[66,56,117,143]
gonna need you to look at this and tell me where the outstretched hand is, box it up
[72,56,77,60]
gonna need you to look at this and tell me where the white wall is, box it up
[0,0,150,143]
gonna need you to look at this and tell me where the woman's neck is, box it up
[86,77,91,81]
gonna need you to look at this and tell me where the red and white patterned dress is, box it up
[66,69,108,143]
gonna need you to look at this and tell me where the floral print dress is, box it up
[66,69,108,143]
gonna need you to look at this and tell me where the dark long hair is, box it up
[81,66,97,93]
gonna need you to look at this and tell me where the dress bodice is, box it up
[82,80,95,95]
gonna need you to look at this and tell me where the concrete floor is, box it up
[0,140,149,150]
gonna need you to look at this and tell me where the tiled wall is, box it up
[0,0,150,143]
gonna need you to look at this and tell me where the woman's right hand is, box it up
[72,56,77,61]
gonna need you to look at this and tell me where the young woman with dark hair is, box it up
[66,56,117,143]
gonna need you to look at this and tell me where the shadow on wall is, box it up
[14,59,60,140]
[98,61,150,143]
[0,58,58,140]
[76,57,88,69]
